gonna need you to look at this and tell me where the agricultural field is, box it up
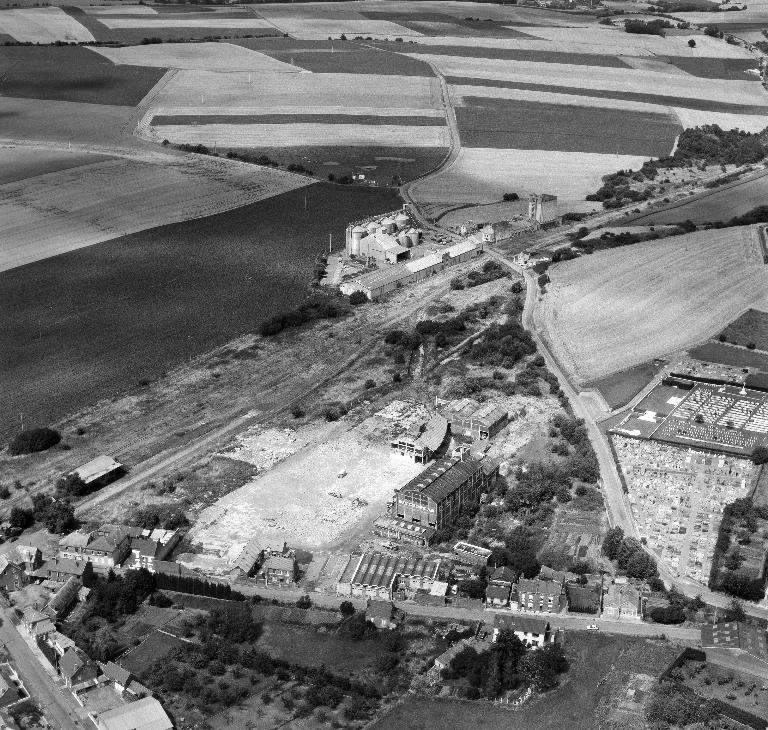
[720,309,768,351]
[535,226,768,385]
[0,148,311,271]
[0,146,114,186]
[0,7,93,42]
[688,342,768,370]
[623,171,768,225]
[0,182,401,441]
[588,360,667,411]
[0,46,166,106]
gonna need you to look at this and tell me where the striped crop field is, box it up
[535,226,768,385]
[0,7,94,42]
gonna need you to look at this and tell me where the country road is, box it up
[0,611,86,729]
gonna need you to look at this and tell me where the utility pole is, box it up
[19,412,23,431]
[329,233,332,253]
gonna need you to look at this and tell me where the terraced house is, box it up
[59,524,131,572]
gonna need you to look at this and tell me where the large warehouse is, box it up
[336,552,441,600]
[393,455,498,534]
[441,398,509,441]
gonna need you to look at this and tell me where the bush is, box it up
[8,428,61,455]
[340,600,355,617]
[291,404,305,419]
[364,379,376,389]
[503,192,520,201]
[349,291,368,306]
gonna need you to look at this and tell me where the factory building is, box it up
[390,414,448,464]
[346,208,420,260]
[372,516,435,547]
[441,398,509,441]
[393,454,496,534]
[336,552,441,600]
[340,237,484,301]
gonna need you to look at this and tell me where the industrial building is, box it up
[452,541,492,566]
[345,208,419,260]
[390,414,448,463]
[340,237,484,301]
[373,516,435,546]
[72,455,124,489]
[336,552,441,600]
[392,454,496,535]
[440,398,509,441]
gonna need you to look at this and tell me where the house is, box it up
[126,529,182,573]
[366,601,400,630]
[0,673,22,709]
[701,621,768,664]
[452,541,492,566]
[45,576,81,619]
[486,583,511,607]
[32,558,93,584]
[565,583,600,614]
[489,566,516,587]
[20,608,54,638]
[393,456,493,536]
[47,631,76,661]
[91,696,172,730]
[492,614,552,648]
[441,398,509,441]
[72,455,124,490]
[434,639,482,671]
[538,566,578,585]
[233,537,263,576]
[514,578,566,614]
[12,545,42,572]
[390,414,448,464]
[59,525,131,572]
[602,583,641,622]
[0,556,27,592]
[100,662,132,694]
[261,555,295,586]
[60,647,98,688]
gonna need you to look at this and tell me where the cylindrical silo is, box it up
[395,212,409,231]
[397,231,410,248]
[408,228,421,247]
[351,225,366,255]
[366,221,379,234]
[381,216,395,233]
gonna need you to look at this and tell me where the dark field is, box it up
[445,77,768,115]
[377,42,631,68]
[61,6,120,43]
[454,97,680,156]
[0,46,165,106]
[0,183,401,440]
[720,308,768,350]
[0,150,114,185]
[689,341,768,369]
[226,145,448,185]
[622,171,768,225]
[359,11,540,37]
[588,360,666,410]
[233,38,434,75]
[372,634,676,730]
[152,113,445,126]
[664,56,760,80]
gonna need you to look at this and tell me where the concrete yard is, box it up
[183,402,430,573]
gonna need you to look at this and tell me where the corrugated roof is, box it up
[73,455,122,484]
[447,239,480,257]
[47,576,80,614]
[96,696,172,730]
[446,398,481,419]
[486,584,510,601]
[264,555,294,572]
[354,264,410,290]
[234,537,262,573]
[347,552,439,588]
[404,253,442,274]
[398,456,481,504]
[60,531,92,549]
[373,516,435,539]
[472,402,508,427]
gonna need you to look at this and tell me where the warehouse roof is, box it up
[354,264,410,290]
[398,456,481,504]
[444,398,506,427]
[447,239,480,257]
[373,516,436,541]
[393,414,448,453]
[95,696,172,730]
[73,455,122,484]
[405,253,442,274]
[342,552,440,589]
[472,402,508,426]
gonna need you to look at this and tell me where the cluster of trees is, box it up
[54,472,91,499]
[7,428,60,456]
[466,310,536,369]
[155,571,246,601]
[649,589,704,624]
[83,568,157,622]
[709,497,768,600]
[551,414,600,484]
[507,462,574,515]
[490,527,543,579]
[443,632,568,698]
[646,683,715,726]
[130,504,189,530]
[9,494,77,535]
[602,527,659,580]
[260,296,349,337]
[675,125,766,166]
[624,18,671,35]
[450,261,508,291]
[704,205,768,230]
[205,603,262,642]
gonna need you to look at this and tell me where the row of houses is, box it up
[340,237,484,301]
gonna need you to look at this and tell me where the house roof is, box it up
[94,696,172,730]
[33,558,89,578]
[397,456,482,504]
[60,531,92,549]
[47,576,81,614]
[701,621,768,662]
[101,661,132,687]
[490,566,516,584]
[445,398,481,419]
[517,578,562,597]
[60,647,90,679]
[539,566,578,584]
[486,584,511,602]
[0,555,23,575]
[73,455,122,484]
[393,414,448,453]
[131,538,160,559]
[493,614,550,635]
[263,556,294,573]
[234,537,262,573]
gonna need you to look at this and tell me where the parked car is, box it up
[587,624,599,631]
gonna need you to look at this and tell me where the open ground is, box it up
[534,226,768,385]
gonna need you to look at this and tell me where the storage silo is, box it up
[395,212,409,231]
[366,220,379,235]
[350,225,366,255]
[407,228,421,247]
[381,216,395,233]
[397,231,410,248]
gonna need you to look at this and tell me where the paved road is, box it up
[0,611,85,729]
[393,601,699,642]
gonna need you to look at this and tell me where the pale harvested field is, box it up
[0,150,311,272]
[414,54,765,105]
[90,42,304,73]
[673,107,768,132]
[411,147,645,204]
[521,25,754,58]
[82,4,158,13]
[99,16,276,29]
[672,6,768,24]
[0,146,113,185]
[154,122,449,147]
[536,226,768,385]
[152,70,441,114]
[0,7,94,42]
